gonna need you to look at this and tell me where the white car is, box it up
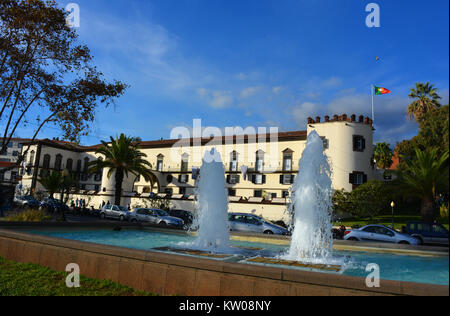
[100,204,130,221]
[344,224,420,245]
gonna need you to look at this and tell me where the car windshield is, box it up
[155,209,168,216]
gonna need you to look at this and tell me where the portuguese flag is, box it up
[374,86,391,95]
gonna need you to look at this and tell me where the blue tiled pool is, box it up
[30,229,449,286]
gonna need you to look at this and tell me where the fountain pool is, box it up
[27,228,449,286]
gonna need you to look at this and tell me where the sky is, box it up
[15,0,450,146]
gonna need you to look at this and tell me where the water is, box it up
[190,148,230,251]
[29,229,449,286]
[283,131,334,263]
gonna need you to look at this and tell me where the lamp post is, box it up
[391,201,395,230]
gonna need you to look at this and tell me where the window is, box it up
[321,137,329,150]
[353,135,366,152]
[7,142,13,148]
[181,153,189,172]
[0,171,4,181]
[254,190,263,198]
[66,159,73,172]
[252,174,266,185]
[282,149,293,171]
[12,151,19,157]
[255,150,264,172]
[227,174,240,184]
[76,160,82,173]
[229,151,238,172]
[228,188,236,196]
[84,157,89,173]
[179,187,186,195]
[349,172,367,186]
[55,154,62,171]
[178,174,189,183]
[280,174,295,185]
[282,191,290,198]
[29,151,35,165]
[43,154,51,169]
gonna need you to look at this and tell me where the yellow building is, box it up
[18,114,375,223]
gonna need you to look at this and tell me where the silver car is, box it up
[100,204,130,221]
[344,224,420,245]
[129,208,184,228]
[228,213,288,235]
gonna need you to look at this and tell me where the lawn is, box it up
[0,256,155,296]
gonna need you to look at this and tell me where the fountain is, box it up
[192,148,230,251]
[283,130,334,263]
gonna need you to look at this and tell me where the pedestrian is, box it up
[75,198,79,207]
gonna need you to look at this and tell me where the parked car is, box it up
[168,209,194,226]
[344,224,420,245]
[129,208,184,228]
[13,195,40,209]
[228,213,288,235]
[405,221,449,245]
[39,198,69,213]
[100,204,130,221]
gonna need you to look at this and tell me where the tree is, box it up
[374,142,393,169]
[407,82,441,122]
[400,148,449,222]
[0,0,128,172]
[332,181,392,220]
[88,134,156,206]
[416,105,449,156]
[37,171,63,199]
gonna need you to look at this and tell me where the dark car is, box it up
[39,198,70,213]
[168,209,194,227]
[13,195,40,209]
[406,221,449,245]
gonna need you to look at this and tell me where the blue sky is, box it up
[19,0,450,146]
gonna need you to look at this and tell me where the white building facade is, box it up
[17,114,375,223]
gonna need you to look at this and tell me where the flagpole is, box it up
[371,84,375,123]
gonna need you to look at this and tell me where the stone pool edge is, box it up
[0,226,448,296]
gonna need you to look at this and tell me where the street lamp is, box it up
[391,201,395,229]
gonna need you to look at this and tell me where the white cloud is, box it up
[240,86,261,99]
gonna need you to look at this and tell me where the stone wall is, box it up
[0,227,448,296]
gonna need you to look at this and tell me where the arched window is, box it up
[55,154,63,171]
[255,150,265,172]
[230,151,239,172]
[83,157,89,173]
[66,159,73,172]
[29,150,35,165]
[181,153,189,172]
[43,154,51,169]
[157,154,164,172]
[282,149,293,172]
[76,160,82,173]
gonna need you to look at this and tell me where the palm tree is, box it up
[38,171,64,199]
[401,147,449,222]
[374,142,393,169]
[88,134,156,206]
[407,82,441,121]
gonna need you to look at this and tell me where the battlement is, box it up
[307,114,373,126]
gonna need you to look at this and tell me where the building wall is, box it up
[18,115,375,221]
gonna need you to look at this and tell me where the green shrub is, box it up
[440,204,449,220]
[5,209,51,222]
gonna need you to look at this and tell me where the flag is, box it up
[374,86,391,95]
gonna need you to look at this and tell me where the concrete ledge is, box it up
[0,227,448,296]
